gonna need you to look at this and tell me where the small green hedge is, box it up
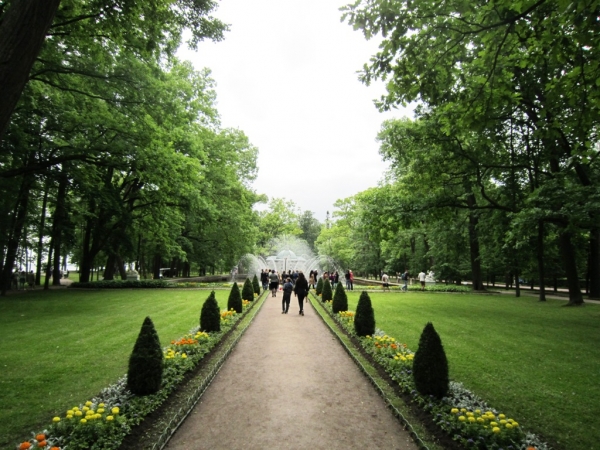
[70,280,173,289]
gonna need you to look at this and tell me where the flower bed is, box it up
[319,298,549,450]
[16,299,256,450]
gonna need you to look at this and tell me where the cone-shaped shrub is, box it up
[200,291,221,332]
[412,322,449,399]
[322,279,333,302]
[316,277,323,296]
[127,316,163,396]
[252,274,260,295]
[332,282,348,313]
[242,278,254,302]
[354,291,375,336]
[228,282,243,313]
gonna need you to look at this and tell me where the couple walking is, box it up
[281,272,309,316]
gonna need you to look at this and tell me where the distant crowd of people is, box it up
[259,268,355,315]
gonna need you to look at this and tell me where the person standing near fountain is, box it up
[269,270,279,297]
[281,277,294,314]
[294,272,309,315]
[309,270,315,289]
[261,269,269,292]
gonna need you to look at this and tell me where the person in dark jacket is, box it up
[294,272,309,316]
[282,277,294,314]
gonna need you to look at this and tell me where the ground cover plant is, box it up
[341,292,600,450]
[0,289,231,448]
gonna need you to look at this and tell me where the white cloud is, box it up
[178,0,413,221]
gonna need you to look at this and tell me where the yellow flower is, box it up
[85,401,92,407]
[451,408,459,414]
[72,406,80,411]
[52,417,60,423]
[67,410,74,415]
[106,416,114,421]
[492,427,501,433]
[111,407,120,415]
[512,421,519,427]
[82,406,89,412]
[468,417,476,423]
[80,419,87,424]
[99,403,105,407]
[498,414,506,419]
[477,418,484,423]
[475,409,481,414]
[500,419,507,425]
[74,411,82,417]
[66,414,73,419]
[458,416,466,422]
[466,412,474,417]
[505,423,513,429]
[490,422,498,427]
[460,408,467,413]
[98,408,105,414]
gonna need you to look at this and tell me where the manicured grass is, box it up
[0,288,229,448]
[346,291,600,450]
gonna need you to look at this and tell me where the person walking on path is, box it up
[294,272,309,316]
[281,277,294,314]
[309,270,315,289]
[401,269,409,292]
[269,270,279,297]
[349,269,354,290]
[418,270,426,291]
[382,272,390,291]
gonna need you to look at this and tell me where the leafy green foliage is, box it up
[332,282,348,313]
[413,322,449,399]
[316,277,324,296]
[200,291,220,332]
[241,278,254,302]
[127,317,163,396]
[322,279,333,302]
[252,274,260,295]
[227,282,243,314]
[354,291,375,337]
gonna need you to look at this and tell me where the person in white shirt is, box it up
[418,271,426,291]
[382,273,390,291]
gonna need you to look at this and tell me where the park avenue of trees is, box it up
[1,0,599,305]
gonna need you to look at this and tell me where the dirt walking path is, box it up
[165,289,419,450]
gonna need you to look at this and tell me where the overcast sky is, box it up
[177,0,413,222]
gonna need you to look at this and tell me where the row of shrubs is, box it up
[17,280,261,450]
[313,282,548,450]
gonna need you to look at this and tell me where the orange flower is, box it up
[391,344,397,349]
[19,443,32,450]
[50,447,60,450]
[36,434,46,442]
[37,441,47,448]
[527,447,536,450]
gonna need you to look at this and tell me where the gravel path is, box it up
[165,290,418,450]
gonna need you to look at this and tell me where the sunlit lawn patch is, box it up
[346,292,600,450]
[0,289,229,448]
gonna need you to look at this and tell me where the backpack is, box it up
[401,272,407,280]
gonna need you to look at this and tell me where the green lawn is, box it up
[0,288,228,448]
[347,291,600,450]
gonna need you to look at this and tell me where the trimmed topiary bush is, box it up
[354,291,375,337]
[412,322,449,399]
[332,282,348,313]
[322,279,333,302]
[316,277,323,296]
[127,316,163,396]
[242,278,254,302]
[200,291,221,332]
[252,274,260,295]
[228,282,243,313]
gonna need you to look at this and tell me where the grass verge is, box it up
[345,291,600,450]
[0,288,228,448]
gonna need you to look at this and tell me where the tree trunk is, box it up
[153,254,161,280]
[116,255,127,280]
[559,231,584,305]
[104,254,116,280]
[537,221,546,301]
[44,240,53,290]
[0,0,62,140]
[0,174,33,294]
[50,176,68,286]
[466,194,484,290]
[588,228,600,299]
[515,269,521,297]
[35,186,49,285]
